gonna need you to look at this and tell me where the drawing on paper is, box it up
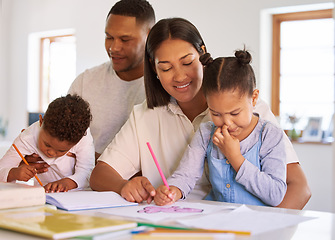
[137,206,204,214]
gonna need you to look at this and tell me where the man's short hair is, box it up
[107,0,155,25]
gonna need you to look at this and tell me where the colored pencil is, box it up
[146,142,170,190]
[12,144,43,187]
[132,232,235,239]
[137,222,250,235]
[138,222,193,230]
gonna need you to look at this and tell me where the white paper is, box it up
[98,200,236,222]
[46,191,138,211]
[177,205,315,235]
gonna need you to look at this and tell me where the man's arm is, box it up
[277,162,311,209]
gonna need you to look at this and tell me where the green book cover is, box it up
[0,206,137,239]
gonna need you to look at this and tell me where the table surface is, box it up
[1,200,334,240]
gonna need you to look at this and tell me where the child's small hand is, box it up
[44,178,77,193]
[23,154,49,174]
[7,165,37,182]
[154,185,181,206]
[213,125,239,157]
[213,125,244,172]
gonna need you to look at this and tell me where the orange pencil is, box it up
[12,144,43,187]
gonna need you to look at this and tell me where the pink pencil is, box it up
[146,142,170,190]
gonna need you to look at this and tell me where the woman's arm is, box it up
[90,161,127,193]
[277,162,311,209]
[90,161,156,203]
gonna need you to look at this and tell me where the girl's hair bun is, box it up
[235,50,251,65]
[199,52,213,67]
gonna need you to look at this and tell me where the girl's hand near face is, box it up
[44,178,77,193]
[154,185,181,206]
[213,125,245,172]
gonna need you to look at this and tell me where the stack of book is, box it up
[0,182,45,209]
[0,183,139,239]
[0,206,137,239]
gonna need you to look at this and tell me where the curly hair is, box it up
[42,94,92,144]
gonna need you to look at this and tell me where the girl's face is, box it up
[207,89,259,140]
[154,39,203,104]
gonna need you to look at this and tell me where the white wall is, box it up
[293,143,333,212]
[2,0,332,141]
[0,0,10,135]
[1,0,334,211]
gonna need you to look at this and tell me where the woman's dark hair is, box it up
[107,0,155,26]
[144,17,206,109]
[200,49,256,97]
[43,94,92,144]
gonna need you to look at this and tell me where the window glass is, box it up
[279,18,334,131]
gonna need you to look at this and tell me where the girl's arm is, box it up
[254,99,311,208]
[236,123,287,206]
[167,122,211,199]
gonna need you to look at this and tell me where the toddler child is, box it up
[0,94,95,192]
[154,50,287,206]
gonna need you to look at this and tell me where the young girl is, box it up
[0,94,95,192]
[154,50,287,206]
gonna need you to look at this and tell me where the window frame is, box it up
[271,9,333,116]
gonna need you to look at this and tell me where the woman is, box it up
[90,18,311,209]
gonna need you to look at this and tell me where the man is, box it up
[25,0,155,169]
[68,0,155,160]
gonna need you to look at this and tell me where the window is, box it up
[27,30,76,115]
[39,35,76,111]
[271,9,334,131]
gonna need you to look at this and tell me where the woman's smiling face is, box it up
[154,38,203,104]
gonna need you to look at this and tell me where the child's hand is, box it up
[23,154,49,174]
[154,185,181,206]
[44,178,77,193]
[7,165,37,182]
[213,125,244,172]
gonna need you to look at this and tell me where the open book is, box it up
[0,182,45,210]
[0,206,137,239]
[46,190,138,211]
